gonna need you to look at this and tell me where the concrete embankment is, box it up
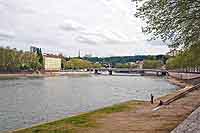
[171,106,200,133]
[168,72,200,133]
[169,72,200,85]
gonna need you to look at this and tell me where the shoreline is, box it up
[11,100,146,133]
[0,72,92,79]
[167,76,189,88]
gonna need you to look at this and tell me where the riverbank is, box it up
[12,101,146,133]
[167,77,188,88]
[0,72,92,79]
[11,76,200,133]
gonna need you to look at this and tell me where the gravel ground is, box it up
[171,106,200,133]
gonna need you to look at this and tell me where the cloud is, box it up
[0,0,35,14]
[146,39,168,46]
[60,19,85,32]
[76,30,136,45]
[0,30,15,40]
[0,0,168,56]
[76,35,98,45]
[0,1,9,8]
[59,19,136,45]
[100,0,130,14]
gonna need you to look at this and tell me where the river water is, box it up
[0,75,177,131]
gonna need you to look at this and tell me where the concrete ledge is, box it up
[171,106,200,133]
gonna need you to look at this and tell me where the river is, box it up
[0,75,177,131]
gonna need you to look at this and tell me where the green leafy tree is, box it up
[134,0,200,49]
[115,63,138,68]
[143,60,162,69]
[36,48,43,68]
[64,59,92,69]
[166,43,200,71]
[93,63,102,68]
[0,46,41,72]
[64,59,102,70]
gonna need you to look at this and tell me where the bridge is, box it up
[93,68,168,76]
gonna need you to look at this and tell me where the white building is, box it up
[43,54,61,71]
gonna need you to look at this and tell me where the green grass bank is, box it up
[13,100,145,133]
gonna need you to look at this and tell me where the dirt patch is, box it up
[84,89,200,133]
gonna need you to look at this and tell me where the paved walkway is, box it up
[171,106,200,133]
[169,72,200,80]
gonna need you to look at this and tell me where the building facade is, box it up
[43,54,61,71]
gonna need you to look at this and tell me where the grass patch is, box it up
[13,100,144,133]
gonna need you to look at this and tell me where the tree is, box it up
[93,63,102,68]
[143,60,162,69]
[134,0,200,49]
[166,43,200,71]
[115,63,138,68]
[0,46,42,72]
[64,58,102,70]
[37,48,43,68]
[115,63,130,68]
[64,59,92,69]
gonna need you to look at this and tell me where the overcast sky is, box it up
[0,0,169,57]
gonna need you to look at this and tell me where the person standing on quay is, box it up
[150,94,154,104]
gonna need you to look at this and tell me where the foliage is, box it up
[115,63,138,68]
[166,43,200,70]
[143,60,162,69]
[134,0,200,49]
[92,63,102,68]
[0,47,42,72]
[64,59,102,69]
[37,48,43,67]
[83,55,165,65]
[133,0,200,70]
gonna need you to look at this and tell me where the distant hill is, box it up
[83,55,167,65]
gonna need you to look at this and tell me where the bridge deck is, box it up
[96,68,168,72]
